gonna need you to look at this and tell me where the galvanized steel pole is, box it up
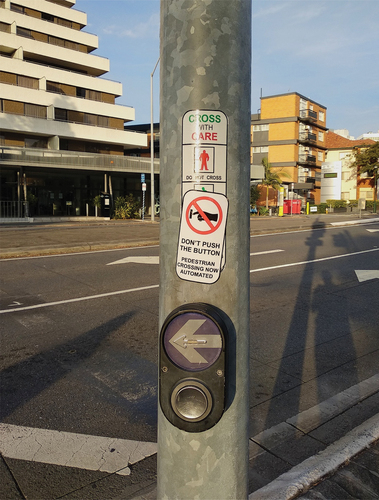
[158,1,251,498]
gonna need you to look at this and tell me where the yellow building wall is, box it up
[269,144,297,163]
[272,166,297,183]
[269,122,298,141]
[261,94,298,119]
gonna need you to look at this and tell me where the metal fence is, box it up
[0,201,29,219]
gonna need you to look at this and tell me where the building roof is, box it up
[326,131,376,150]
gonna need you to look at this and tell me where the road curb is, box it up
[0,241,160,259]
[248,413,379,500]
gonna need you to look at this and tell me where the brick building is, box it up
[251,92,328,205]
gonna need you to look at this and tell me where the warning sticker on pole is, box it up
[176,190,228,284]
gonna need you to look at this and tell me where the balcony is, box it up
[299,109,317,122]
[298,154,316,165]
[0,147,160,174]
[298,176,315,184]
[299,132,317,145]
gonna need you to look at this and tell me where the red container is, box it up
[283,200,301,214]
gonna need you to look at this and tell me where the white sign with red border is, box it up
[176,190,228,284]
[182,110,227,196]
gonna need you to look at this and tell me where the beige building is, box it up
[0,0,152,218]
[322,131,376,202]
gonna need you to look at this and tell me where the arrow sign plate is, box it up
[163,312,223,371]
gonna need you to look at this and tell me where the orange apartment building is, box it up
[251,92,328,205]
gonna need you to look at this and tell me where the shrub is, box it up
[318,203,328,214]
[114,195,140,219]
[93,195,101,209]
[326,199,347,209]
[258,206,269,216]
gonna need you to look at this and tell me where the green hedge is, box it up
[325,199,347,209]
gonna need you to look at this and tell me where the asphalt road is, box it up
[1,218,379,499]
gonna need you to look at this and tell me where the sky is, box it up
[77,0,379,138]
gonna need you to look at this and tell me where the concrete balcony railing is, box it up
[0,146,160,174]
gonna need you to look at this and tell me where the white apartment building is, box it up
[0,0,153,217]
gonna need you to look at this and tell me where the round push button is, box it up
[171,380,212,422]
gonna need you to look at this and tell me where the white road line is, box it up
[330,218,379,226]
[2,248,377,315]
[250,247,379,273]
[0,284,159,315]
[355,269,379,282]
[250,249,284,256]
[0,423,157,476]
[107,256,159,265]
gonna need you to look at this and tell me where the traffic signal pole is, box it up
[158,1,251,499]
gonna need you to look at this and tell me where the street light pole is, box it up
[150,57,160,221]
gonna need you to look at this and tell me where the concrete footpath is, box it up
[0,212,378,259]
[1,213,379,499]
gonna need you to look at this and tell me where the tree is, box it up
[250,184,261,207]
[261,158,290,209]
[351,142,379,212]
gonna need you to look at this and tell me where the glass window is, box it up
[55,108,68,121]
[76,87,86,98]
[11,4,24,13]
[319,111,325,122]
[17,27,33,38]
[41,12,54,22]
[25,103,46,119]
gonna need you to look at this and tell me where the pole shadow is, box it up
[0,311,155,425]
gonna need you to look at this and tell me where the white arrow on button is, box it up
[169,319,222,364]
[355,270,379,282]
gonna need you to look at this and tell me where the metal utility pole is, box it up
[158,1,251,499]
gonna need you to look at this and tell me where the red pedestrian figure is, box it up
[199,149,210,170]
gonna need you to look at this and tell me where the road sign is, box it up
[142,183,147,192]
[141,174,145,183]
[176,190,228,284]
[182,110,227,196]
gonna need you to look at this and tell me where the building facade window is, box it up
[359,189,373,200]
[55,108,68,121]
[16,26,33,38]
[25,103,47,118]
[318,131,324,142]
[253,124,269,132]
[10,4,24,13]
[253,146,268,153]
[319,111,325,122]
